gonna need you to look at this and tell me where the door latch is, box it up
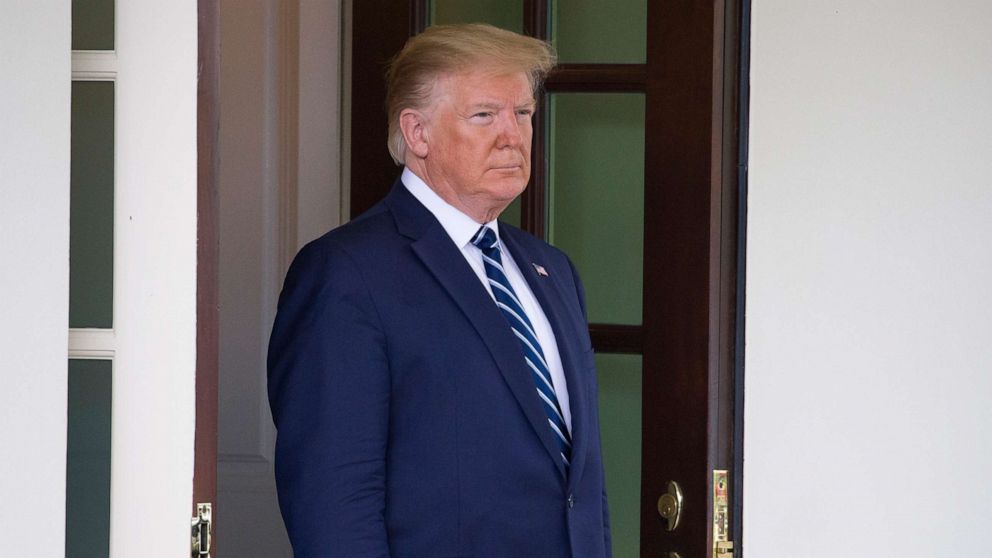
[713,470,733,557]
[657,480,684,531]
[191,502,212,557]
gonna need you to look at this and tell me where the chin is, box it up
[487,177,528,203]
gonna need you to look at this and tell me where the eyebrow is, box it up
[467,100,536,112]
[469,102,504,111]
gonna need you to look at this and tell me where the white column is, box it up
[112,1,199,556]
[0,2,71,556]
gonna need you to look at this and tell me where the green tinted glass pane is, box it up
[596,353,642,557]
[66,359,112,558]
[72,0,115,50]
[500,197,522,228]
[552,0,647,63]
[548,93,644,325]
[70,81,115,328]
[430,0,523,33]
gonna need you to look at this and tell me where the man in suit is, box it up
[268,24,611,557]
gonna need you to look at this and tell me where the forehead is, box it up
[434,69,534,107]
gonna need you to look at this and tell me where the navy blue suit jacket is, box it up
[268,180,612,557]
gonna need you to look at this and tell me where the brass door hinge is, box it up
[191,502,212,557]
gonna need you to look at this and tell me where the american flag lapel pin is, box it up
[532,263,549,277]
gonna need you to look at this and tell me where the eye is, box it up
[516,108,534,120]
[471,111,495,121]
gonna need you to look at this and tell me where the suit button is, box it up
[567,494,575,509]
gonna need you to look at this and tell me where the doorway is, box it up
[349,1,746,556]
[214,1,342,556]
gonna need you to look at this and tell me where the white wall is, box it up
[0,3,71,555]
[745,2,992,556]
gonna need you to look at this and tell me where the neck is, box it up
[405,161,507,224]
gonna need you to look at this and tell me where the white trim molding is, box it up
[68,328,116,359]
[71,50,118,81]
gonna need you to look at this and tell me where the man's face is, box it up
[421,70,535,218]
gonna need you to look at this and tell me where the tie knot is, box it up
[471,226,499,253]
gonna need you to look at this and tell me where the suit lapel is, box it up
[501,225,591,489]
[386,183,567,479]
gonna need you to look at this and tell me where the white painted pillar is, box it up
[0,3,72,556]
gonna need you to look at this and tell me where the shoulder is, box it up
[293,202,401,267]
[279,203,405,301]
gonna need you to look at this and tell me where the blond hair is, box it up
[385,23,556,165]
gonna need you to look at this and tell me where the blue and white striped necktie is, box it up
[471,225,571,468]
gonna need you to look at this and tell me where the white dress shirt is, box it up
[402,167,572,433]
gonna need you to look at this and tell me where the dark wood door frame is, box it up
[349,0,414,216]
[195,0,219,550]
[733,2,752,550]
[640,1,745,556]
[349,2,749,556]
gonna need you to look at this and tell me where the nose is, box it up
[496,110,524,149]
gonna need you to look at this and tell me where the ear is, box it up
[399,108,430,159]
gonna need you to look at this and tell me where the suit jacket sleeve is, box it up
[568,256,613,558]
[267,239,391,557]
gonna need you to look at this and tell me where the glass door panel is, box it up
[551,0,647,63]
[500,197,523,228]
[596,353,642,558]
[71,0,115,51]
[70,81,115,328]
[430,0,523,34]
[69,5,116,552]
[547,93,645,325]
[66,359,113,557]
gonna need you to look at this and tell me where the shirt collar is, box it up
[401,167,500,249]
